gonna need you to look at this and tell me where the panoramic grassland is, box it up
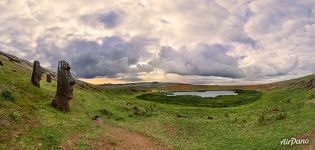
[0,52,315,150]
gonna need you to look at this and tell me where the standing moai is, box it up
[31,60,42,87]
[0,60,3,70]
[52,60,76,112]
[46,74,52,83]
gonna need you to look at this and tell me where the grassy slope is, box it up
[1,57,315,149]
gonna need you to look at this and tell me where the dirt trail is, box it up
[61,119,168,150]
[60,133,80,150]
[91,124,168,150]
[300,129,315,150]
[309,99,315,105]
[301,99,315,150]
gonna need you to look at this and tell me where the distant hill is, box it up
[2,50,314,91]
[102,82,189,88]
[273,74,315,90]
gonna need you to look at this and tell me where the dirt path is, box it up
[301,99,315,150]
[61,119,168,150]
[91,124,168,150]
[60,133,80,150]
[308,99,315,105]
[300,129,315,150]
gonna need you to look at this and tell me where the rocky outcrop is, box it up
[285,75,315,91]
[302,79,315,89]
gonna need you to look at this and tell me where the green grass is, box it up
[0,57,315,149]
[137,90,261,107]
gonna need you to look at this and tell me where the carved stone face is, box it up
[67,78,75,99]
[34,60,39,65]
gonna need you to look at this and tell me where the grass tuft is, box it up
[1,90,15,101]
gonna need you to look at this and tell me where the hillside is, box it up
[102,82,188,89]
[0,51,315,149]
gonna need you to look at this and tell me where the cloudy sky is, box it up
[0,0,315,84]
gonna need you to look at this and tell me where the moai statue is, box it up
[31,60,42,87]
[0,60,3,70]
[52,60,76,112]
[46,74,52,83]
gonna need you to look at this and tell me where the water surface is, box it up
[167,90,237,98]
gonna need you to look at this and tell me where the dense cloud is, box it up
[99,11,124,28]
[0,0,314,83]
[68,36,155,78]
[150,44,244,78]
[35,36,156,78]
[80,10,124,29]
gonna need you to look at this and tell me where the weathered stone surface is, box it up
[305,79,315,89]
[31,60,42,87]
[52,60,76,112]
[46,74,52,83]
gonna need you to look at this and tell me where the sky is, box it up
[0,0,315,85]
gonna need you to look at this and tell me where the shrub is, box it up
[99,108,113,118]
[1,90,15,101]
[107,137,119,146]
[271,107,278,112]
[224,113,229,118]
[207,116,213,120]
[114,117,124,121]
[9,112,19,121]
[176,114,187,118]
[125,104,155,117]
[233,117,238,123]
[274,113,287,120]
[133,107,146,116]
[148,104,157,112]
[257,115,265,123]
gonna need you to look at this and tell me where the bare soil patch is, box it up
[299,129,315,150]
[300,99,315,150]
[60,118,168,150]
[60,133,80,150]
[91,124,168,150]
[308,99,315,105]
